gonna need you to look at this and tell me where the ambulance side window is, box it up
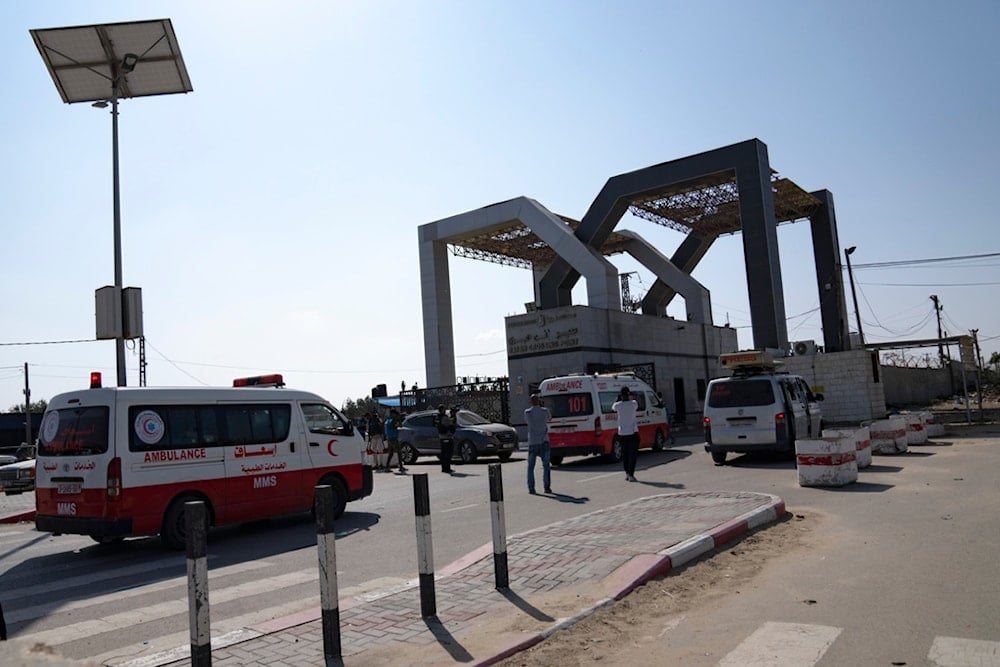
[302,403,351,435]
[599,392,619,413]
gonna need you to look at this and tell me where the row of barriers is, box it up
[796,411,945,487]
[180,466,513,665]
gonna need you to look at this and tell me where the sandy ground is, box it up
[496,420,1000,666]
[494,511,814,667]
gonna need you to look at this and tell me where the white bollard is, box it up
[920,411,946,438]
[903,413,928,445]
[822,427,871,469]
[796,436,858,487]
[869,418,908,454]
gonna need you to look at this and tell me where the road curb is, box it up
[476,493,786,666]
[0,510,34,524]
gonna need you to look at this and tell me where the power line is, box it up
[851,251,1000,269]
[859,281,1000,287]
[0,338,97,347]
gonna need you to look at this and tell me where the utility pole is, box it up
[844,247,864,347]
[23,363,32,446]
[971,329,983,417]
[620,272,638,313]
[930,295,944,365]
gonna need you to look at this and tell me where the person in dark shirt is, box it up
[433,404,455,474]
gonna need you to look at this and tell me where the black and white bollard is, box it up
[314,485,342,662]
[185,501,211,667]
[488,463,509,590]
[413,474,436,617]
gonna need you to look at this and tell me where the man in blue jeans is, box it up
[524,393,552,494]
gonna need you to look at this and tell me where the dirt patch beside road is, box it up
[496,511,816,666]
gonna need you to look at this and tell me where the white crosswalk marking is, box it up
[5,559,270,624]
[929,636,1000,666]
[15,569,319,647]
[718,621,842,666]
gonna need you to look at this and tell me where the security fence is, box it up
[399,377,510,424]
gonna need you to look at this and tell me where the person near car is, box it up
[524,393,552,495]
[383,408,406,473]
[434,404,455,474]
[367,411,388,472]
[612,387,640,482]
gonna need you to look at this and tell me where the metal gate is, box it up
[399,377,510,424]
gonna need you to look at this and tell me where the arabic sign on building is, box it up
[507,310,580,356]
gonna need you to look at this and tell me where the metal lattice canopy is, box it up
[449,173,821,268]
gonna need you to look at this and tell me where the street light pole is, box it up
[31,19,192,389]
[844,246,864,348]
[111,90,127,386]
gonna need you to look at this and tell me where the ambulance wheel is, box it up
[458,440,478,464]
[652,429,666,452]
[711,451,727,465]
[317,476,348,519]
[608,437,623,463]
[161,494,210,550]
[399,444,419,465]
[550,455,564,466]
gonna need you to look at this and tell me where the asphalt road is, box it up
[2,426,998,665]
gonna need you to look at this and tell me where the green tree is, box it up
[6,399,48,414]
[341,396,380,421]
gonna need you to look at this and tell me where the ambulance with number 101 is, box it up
[537,372,670,465]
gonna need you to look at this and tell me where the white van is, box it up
[702,351,823,464]
[34,372,372,549]
[538,372,670,464]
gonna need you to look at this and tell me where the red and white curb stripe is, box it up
[480,493,786,666]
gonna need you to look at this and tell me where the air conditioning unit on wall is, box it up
[791,340,817,356]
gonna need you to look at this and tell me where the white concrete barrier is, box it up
[822,427,871,469]
[902,412,928,445]
[796,436,858,487]
[869,418,908,454]
[920,411,946,438]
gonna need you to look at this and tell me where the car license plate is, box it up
[57,482,82,494]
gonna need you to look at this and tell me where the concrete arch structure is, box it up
[418,197,620,388]
[417,138,852,393]
[538,138,790,350]
[614,229,712,324]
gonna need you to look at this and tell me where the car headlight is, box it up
[21,468,35,480]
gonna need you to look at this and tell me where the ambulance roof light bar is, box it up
[719,350,781,373]
[90,372,103,389]
[233,374,285,388]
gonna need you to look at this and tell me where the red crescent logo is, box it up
[326,439,338,456]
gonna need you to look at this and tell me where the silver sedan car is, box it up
[397,409,519,464]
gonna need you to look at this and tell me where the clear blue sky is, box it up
[2,1,998,410]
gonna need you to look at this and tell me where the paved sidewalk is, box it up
[157,490,784,667]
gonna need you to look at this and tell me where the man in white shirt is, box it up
[612,387,640,482]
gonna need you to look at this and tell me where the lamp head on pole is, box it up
[120,53,139,73]
[845,246,857,256]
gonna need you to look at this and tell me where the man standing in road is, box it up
[434,404,455,474]
[524,393,553,495]
[383,409,406,474]
[613,387,640,482]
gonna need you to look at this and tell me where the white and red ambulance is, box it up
[34,373,372,549]
[537,372,670,465]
